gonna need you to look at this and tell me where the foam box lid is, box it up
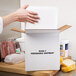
[25,6,58,30]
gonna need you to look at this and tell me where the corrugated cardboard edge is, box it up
[11,28,25,33]
[58,25,72,32]
[11,25,72,33]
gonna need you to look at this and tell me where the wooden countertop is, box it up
[0,56,71,76]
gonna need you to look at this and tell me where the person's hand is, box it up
[15,5,40,24]
[2,4,40,27]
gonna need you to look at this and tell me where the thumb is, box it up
[22,4,29,9]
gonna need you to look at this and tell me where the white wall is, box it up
[21,0,76,60]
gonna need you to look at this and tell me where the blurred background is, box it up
[0,0,21,41]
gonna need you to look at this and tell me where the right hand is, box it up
[15,5,40,24]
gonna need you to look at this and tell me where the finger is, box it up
[22,4,29,9]
[28,14,40,19]
[26,19,35,24]
[28,11,38,15]
[27,17,39,23]
[17,18,35,23]
[16,19,25,22]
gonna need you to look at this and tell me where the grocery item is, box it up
[1,41,8,59]
[60,56,63,63]
[4,53,25,64]
[60,40,69,58]
[8,41,16,54]
[61,59,75,72]
[0,49,1,61]
[0,40,16,60]
[62,64,75,72]
[60,50,65,57]
[16,38,25,52]
[15,42,21,53]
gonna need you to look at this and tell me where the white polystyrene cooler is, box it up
[26,6,58,30]
[24,6,70,71]
[25,31,60,71]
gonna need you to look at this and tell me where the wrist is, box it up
[2,13,18,27]
[9,12,18,22]
[12,12,20,22]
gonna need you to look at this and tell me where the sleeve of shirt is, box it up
[0,17,3,34]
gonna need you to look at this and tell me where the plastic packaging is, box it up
[16,38,25,52]
[4,53,25,64]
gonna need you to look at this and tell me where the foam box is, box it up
[25,6,60,71]
[26,6,58,30]
[25,31,60,71]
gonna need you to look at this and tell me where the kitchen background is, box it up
[0,0,76,60]
[0,0,21,41]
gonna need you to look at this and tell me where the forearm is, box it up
[2,4,39,27]
[2,13,17,27]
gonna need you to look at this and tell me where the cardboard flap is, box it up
[11,28,25,33]
[58,25,72,32]
[11,25,72,33]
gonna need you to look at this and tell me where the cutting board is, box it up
[0,62,58,76]
[0,56,71,76]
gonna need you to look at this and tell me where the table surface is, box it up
[0,70,76,76]
[0,56,71,76]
